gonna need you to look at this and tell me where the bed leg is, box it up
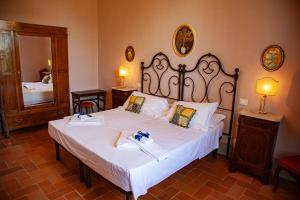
[126,192,132,200]
[79,160,85,182]
[55,141,60,161]
[226,136,231,160]
[85,165,91,188]
[212,149,218,159]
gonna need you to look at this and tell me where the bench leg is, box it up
[55,141,60,161]
[273,166,281,192]
[85,165,91,188]
[79,160,85,182]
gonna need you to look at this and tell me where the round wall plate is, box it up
[125,46,135,62]
[172,24,195,57]
[261,45,285,71]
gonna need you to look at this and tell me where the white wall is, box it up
[0,0,99,92]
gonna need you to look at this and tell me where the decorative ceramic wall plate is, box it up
[125,46,135,62]
[261,45,285,71]
[173,25,195,56]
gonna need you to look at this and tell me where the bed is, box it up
[48,52,239,199]
[22,81,53,106]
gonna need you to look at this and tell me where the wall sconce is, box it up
[119,65,128,87]
[256,77,279,114]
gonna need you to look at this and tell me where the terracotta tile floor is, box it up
[0,125,299,200]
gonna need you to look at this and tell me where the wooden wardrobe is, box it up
[0,20,70,137]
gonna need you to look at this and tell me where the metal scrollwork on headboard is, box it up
[181,53,239,158]
[181,53,239,110]
[141,52,181,100]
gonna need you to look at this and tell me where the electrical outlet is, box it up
[239,98,248,106]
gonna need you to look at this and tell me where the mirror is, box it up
[18,35,54,107]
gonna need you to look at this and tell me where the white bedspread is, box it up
[48,108,224,199]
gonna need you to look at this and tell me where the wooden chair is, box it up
[80,101,95,114]
[273,155,300,192]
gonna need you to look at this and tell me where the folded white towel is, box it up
[77,114,91,121]
[67,115,104,126]
[115,131,138,149]
[132,131,153,144]
[128,136,168,162]
[140,137,153,144]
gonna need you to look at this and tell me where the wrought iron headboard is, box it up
[141,52,239,159]
[181,53,239,158]
[141,52,181,101]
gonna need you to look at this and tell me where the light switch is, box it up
[137,82,141,88]
[239,98,248,106]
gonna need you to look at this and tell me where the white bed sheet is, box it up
[22,82,53,106]
[48,108,224,199]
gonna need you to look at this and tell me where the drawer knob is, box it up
[15,119,24,124]
[57,110,64,115]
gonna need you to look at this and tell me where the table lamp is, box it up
[256,77,279,114]
[119,66,128,87]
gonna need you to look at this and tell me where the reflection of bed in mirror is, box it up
[18,34,54,106]
[22,81,54,106]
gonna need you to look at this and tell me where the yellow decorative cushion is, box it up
[170,105,196,128]
[125,95,145,113]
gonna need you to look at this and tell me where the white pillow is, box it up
[163,101,218,131]
[210,114,226,128]
[122,91,169,118]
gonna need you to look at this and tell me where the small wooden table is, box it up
[71,89,106,113]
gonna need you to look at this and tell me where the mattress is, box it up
[48,108,224,199]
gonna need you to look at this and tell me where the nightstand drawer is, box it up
[239,115,277,131]
[7,107,68,130]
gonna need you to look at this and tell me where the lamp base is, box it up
[258,95,267,114]
[259,110,267,114]
[120,77,125,88]
[117,85,127,89]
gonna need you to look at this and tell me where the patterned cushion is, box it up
[125,95,145,113]
[170,105,196,128]
[279,155,300,176]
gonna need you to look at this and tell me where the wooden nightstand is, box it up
[229,110,283,184]
[111,87,136,108]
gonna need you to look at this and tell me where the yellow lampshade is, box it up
[119,66,128,77]
[256,77,279,96]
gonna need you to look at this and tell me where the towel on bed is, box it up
[67,114,104,126]
[115,131,138,149]
[133,131,154,144]
[115,130,168,161]
[128,136,168,162]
